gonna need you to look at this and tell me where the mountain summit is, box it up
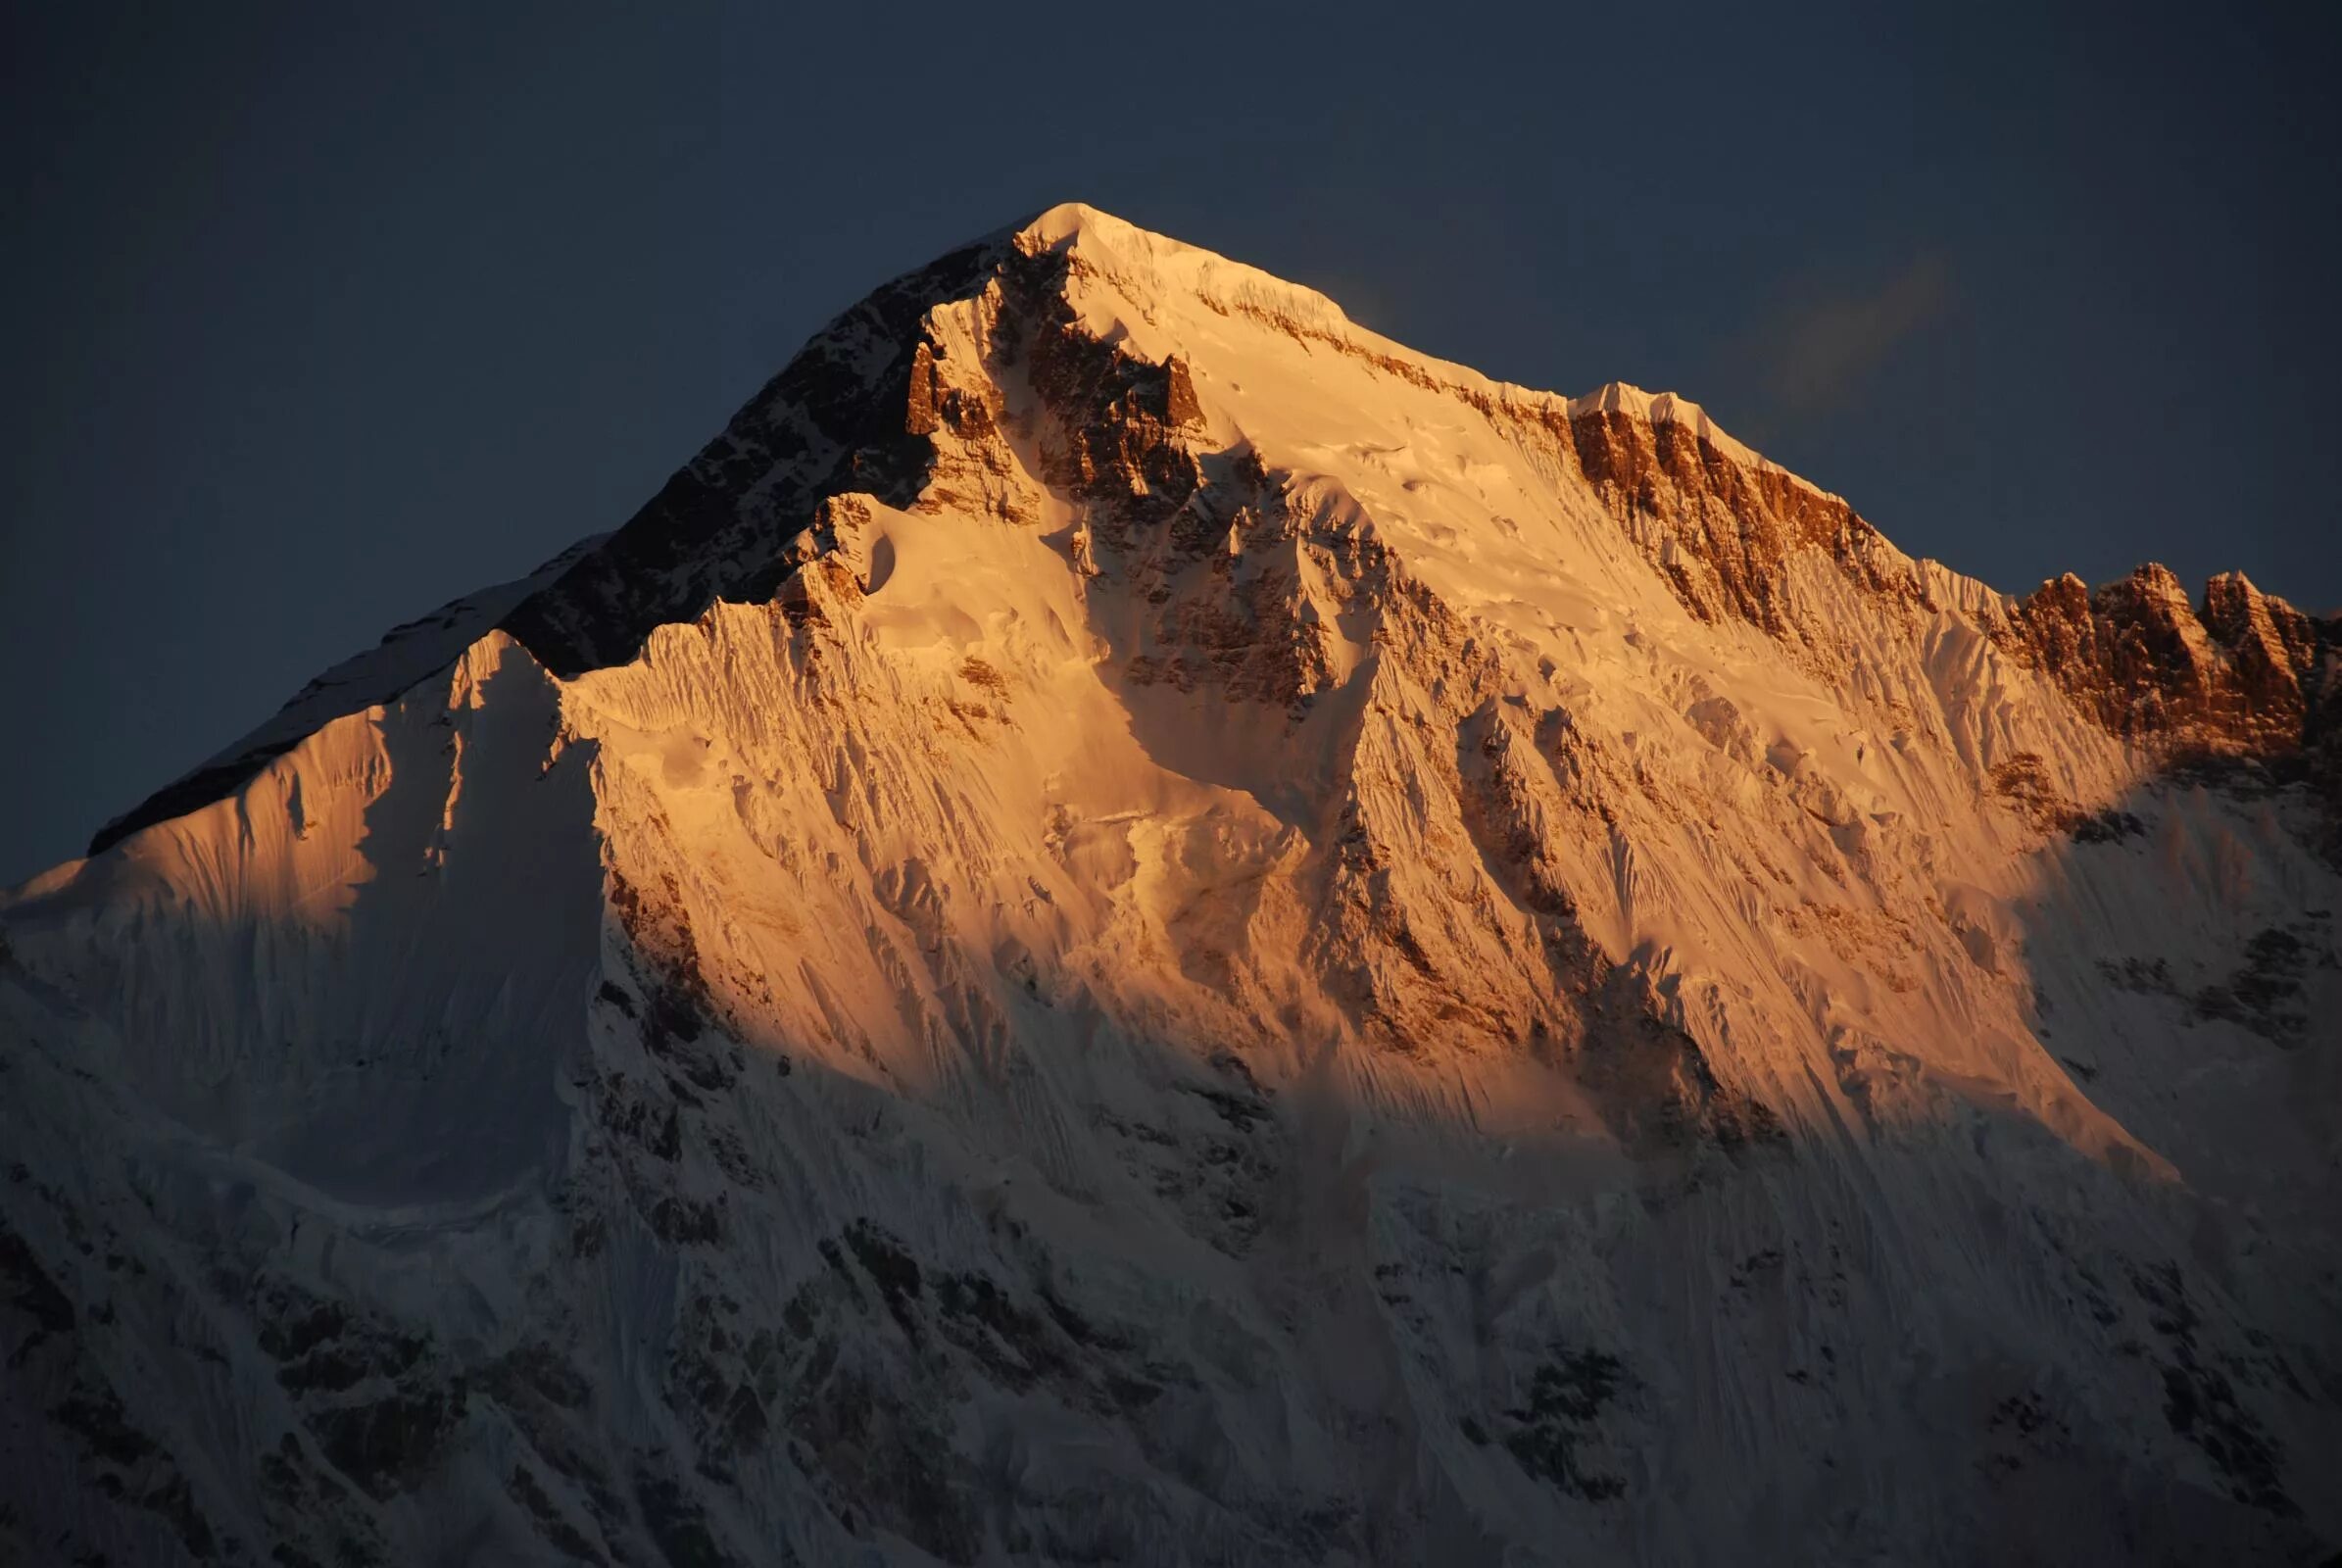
[6,204,2338,1565]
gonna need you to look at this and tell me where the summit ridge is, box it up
[85,205,2333,860]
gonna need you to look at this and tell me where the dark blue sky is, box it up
[4,3,2335,883]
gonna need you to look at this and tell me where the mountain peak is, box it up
[1016,198,1151,249]
[1563,379,1774,478]
[82,206,2336,858]
[10,202,2341,1565]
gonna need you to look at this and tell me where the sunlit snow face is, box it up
[5,203,2336,1568]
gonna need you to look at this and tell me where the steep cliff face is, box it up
[1565,388,2341,793]
[6,205,2338,1567]
[2011,564,2338,767]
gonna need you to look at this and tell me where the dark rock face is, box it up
[2005,565,2342,855]
[1162,355,1203,428]
[495,234,1014,679]
[2009,565,2335,754]
[992,243,1397,713]
[903,343,944,437]
[1006,245,1203,520]
[1563,400,2338,823]
[1564,409,1921,641]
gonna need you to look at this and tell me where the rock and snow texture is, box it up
[4,203,2339,1566]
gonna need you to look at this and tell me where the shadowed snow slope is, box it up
[6,204,2339,1566]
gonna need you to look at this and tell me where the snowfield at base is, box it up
[2,203,2337,1567]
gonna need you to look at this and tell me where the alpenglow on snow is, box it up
[4,205,2338,1567]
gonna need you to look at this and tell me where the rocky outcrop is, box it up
[1563,407,2339,793]
[2005,564,2342,840]
[1564,406,1923,641]
[491,235,1008,676]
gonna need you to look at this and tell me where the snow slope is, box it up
[3,204,2337,1566]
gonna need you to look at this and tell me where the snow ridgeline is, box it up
[4,203,2338,1566]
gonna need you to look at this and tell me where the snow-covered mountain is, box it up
[5,203,2337,1566]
